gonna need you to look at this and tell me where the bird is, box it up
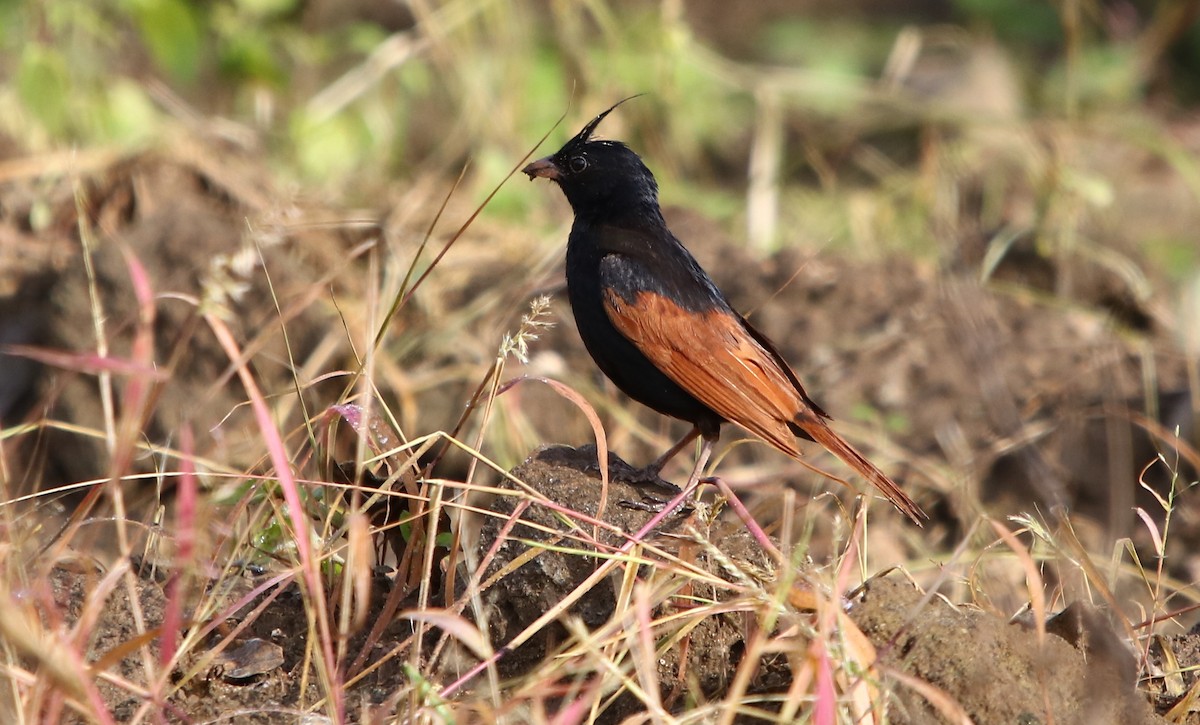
[521,100,926,524]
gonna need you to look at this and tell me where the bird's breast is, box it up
[563,226,723,427]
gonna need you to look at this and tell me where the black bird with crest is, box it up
[522,100,925,524]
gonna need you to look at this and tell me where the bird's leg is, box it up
[644,426,702,479]
[620,432,716,516]
[610,426,701,505]
[617,426,701,491]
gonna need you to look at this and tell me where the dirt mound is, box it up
[854,577,1161,724]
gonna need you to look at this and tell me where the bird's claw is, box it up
[617,492,694,516]
[623,467,682,492]
[581,451,682,494]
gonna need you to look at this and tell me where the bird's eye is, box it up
[569,156,588,173]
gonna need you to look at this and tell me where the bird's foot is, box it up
[615,462,690,514]
[623,464,683,490]
[574,444,692,513]
[583,452,683,493]
[617,492,694,516]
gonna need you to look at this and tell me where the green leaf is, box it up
[290,110,372,181]
[129,0,202,83]
[952,0,1062,46]
[254,520,286,553]
[219,31,284,85]
[17,44,71,137]
[104,79,161,142]
[234,0,298,19]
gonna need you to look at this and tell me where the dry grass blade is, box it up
[157,425,197,672]
[400,610,493,661]
[342,510,373,634]
[0,346,167,380]
[1165,680,1200,723]
[990,518,1047,647]
[439,475,706,700]
[498,374,610,508]
[0,590,92,707]
[373,105,571,355]
[1155,633,1187,698]
[203,311,344,721]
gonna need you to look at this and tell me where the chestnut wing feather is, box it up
[601,286,805,457]
[596,251,927,523]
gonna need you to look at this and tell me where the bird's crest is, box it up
[565,94,643,150]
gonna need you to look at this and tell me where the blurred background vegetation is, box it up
[4,0,1198,236]
[4,0,1199,498]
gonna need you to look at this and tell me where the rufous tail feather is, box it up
[797,419,926,525]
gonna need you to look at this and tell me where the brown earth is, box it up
[31,445,1184,723]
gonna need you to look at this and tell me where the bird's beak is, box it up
[522,157,560,181]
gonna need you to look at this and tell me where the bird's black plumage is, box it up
[522,101,925,523]
[523,104,733,434]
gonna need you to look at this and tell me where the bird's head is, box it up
[522,97,659,216]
